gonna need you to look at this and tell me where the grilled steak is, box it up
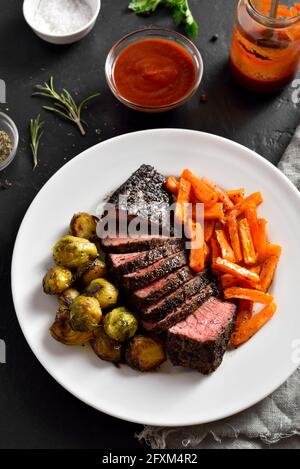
[122,251,188,291]
[140,271,218,320]
[107,240,184,275]
[101,235,177,254]
[104,165,173,230]
[131,267,193,308]
[141,284,215,333]
[167,298,237,374]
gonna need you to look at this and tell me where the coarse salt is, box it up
[33,0,93,35]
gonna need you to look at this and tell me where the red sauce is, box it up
[113,39,197,108]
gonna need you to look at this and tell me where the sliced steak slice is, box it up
[131,267,193,308]
[141,284,215,333]
[107,240,184,275]
[167,298,237,374]
[122,251,188,291]
[104,165,173,228]
[101,235,175,254]
[140,271,216,320]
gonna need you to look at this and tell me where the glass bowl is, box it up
[105,28,203,113]
[0,112,19,171]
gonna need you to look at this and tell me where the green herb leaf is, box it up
[33,77,100,136]
[30,114,44,170]
[128,0,198,38]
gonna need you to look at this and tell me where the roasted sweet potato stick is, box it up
[260,255,280,292]
[211,238,221,265]
[244,203,259,251]
[215,229,236,262]
[204,241,210,263]
[202,177,234,210]
[235,300,253,327]
[265,243,282,258]
[165,176,179,195]
[230,302,277,346]
[181,169,218,207]
[220,274,239,289]
[213,257,260,285]
[230,192,263,217]
[203,203,224,220]
[175,178,191,224]
[238,218,257,265]
[226,189,245,205]
[189,221,205,273]
[256,218,267,261]
[204,219,215,242]
[224,287,273,304]
[226,215,243,263]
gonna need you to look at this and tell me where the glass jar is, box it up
[230,0,300,92]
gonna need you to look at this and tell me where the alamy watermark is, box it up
[0,79,6,103]
[0,339,6,364]
[291,79,300,104]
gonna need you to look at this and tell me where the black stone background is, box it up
[0,0,299,449]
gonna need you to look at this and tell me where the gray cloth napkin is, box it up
[138,127,300,450]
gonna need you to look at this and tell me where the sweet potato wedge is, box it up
[204,219,215,242]
[256,218,268,261]
[260,255,280,292]
[211,238,221,265]
[235,300,253,327]
[201,177,234,210]
[165,176,179,195]
[238,218,257,265]
[220,274,239,289]
[181,169,218,207]
[215,229,235,263]
[204,203,224,220]
[226,189,245,205]
[189,221,205,273]
[224,287,273,304]
[175,178,191,224]
[244,203,259,251]
[265,243,282,258]
[226,215,243,263]
[213,258,260,285]
[230,192,264,217]
[230,302,277,346]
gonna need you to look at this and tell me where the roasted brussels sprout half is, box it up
[126,336,166,372]
[43,266,73,295]
[77,258,107,286]
[52,235,98,269]
[58,287,80,307]
[91,326,124,364]
[70,295,102,332]
[69,212,98,240]
[85,278,119,309]
[104,307,138,342]
[50,305,93,345]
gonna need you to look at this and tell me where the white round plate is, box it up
[12,129,300,426]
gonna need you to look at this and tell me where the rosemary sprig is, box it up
[30,114,44,170]
[33,77,100,136]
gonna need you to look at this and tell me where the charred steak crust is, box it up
[140,271,216,320]
[141,284,215,333]
[167,299,237,374]
[105,165,173,226]
[122,251,188,291]
[130,267,193,308]
[107,240,184,275]
[101,236,178,254]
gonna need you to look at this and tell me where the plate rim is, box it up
[11,128,300,427]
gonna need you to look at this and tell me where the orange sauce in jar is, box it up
[230,0,300,93]
[113,39,197,108]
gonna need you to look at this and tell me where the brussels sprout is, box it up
[126,336,166,372]
[69,212,98,240]
[104,307,138,342]
[77,258,107,286]
[85,278,119,310]
[58,287,80,307]
[52,235,98,269]
[43,266,73,295]
[50,306,93,345]
[91,326,124,364]
[70,295,102,332]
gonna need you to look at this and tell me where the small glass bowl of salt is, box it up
[23,0,101,45]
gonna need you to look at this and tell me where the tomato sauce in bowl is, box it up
[106,29,203,112]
